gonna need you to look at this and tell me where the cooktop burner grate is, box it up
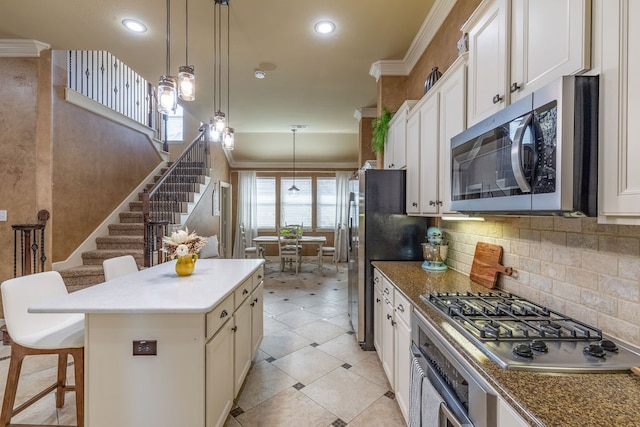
[425,291,603,342]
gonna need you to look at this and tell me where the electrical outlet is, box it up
[132,340,157,356]
[0,210,6,222]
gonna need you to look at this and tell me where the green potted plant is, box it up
[371,107,393,154]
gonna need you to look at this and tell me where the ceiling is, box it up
[0,0,436,168]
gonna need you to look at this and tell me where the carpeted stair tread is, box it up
[108,223,145,236]
[96,235,144,250]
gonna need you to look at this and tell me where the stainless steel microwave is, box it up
[450,75,598,216]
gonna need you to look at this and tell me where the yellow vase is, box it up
[175,254,197,276]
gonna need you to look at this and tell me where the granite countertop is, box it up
[30,259,264,314]
[372,261,640,427]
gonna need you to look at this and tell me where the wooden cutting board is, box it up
[470,242,513,289]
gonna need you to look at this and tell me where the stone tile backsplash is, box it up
[439,217,640,347]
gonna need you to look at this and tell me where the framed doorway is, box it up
[219,181,232,259]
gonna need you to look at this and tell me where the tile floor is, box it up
[0,259,407,426]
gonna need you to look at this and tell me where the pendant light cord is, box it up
[227,2,230,123]
[166,0,171,75]
[292,129,296,186]
[185,0,189,65]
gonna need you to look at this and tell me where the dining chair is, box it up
[278,226,302,274]
[317,226,342,272]
[240,223,265,259]
[0,271,85,427]
[103,255,138,281]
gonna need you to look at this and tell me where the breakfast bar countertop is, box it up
[30,258,265,314]
[372,261,640,427]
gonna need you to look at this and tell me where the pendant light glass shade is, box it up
[178,65,195,101]
[214,110,226,132]
[222,127,234,150]
[158,75,177,114]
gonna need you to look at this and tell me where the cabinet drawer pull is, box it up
[374,276,379,283]
[412,202,418,207]
[387,313,392,320]
[391,320,396,326]
[492,94,503,104]
[510,82,521,93]
[397,304,405,313]
[243,289,249,295]
[254,298,259,303]
[250,302,255,307]
[383,288,390,295]
[376,298,381,303]
[220,310,228,319]
[429,200,436,206]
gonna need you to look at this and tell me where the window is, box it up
[280,177,312,228]
[317,177,337,229]
[166,105,184,142]
[256,177,276,229]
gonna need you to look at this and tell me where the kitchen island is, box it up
[30,258,265,427]
[373,261,640,427]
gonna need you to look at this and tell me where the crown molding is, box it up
[0,39,50,57]
[369,0,458,81]
[353,107,378,121]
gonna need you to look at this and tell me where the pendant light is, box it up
[177,0,195,101]
[158,0,177,114]
[221,1,234,150]
[288,129,300,192]
[212,0,227,137]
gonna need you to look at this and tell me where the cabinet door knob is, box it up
[374,277,379,283]
[254,298,259,303]
[437,200,443,206]
[250,302,255,307]
[387,314,392,320]
[412,202,418,207]
[376,298,381,303]
[510,82,522,93]
[220,310,228,318]
[492,94,503,104]
[391,320,397,326]
[243,289,249,295]
[232,326,238,332]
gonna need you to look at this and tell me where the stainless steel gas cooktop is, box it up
[422,291,640,372]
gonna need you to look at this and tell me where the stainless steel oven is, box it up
[410,311,497,427]
[450,75,598,216]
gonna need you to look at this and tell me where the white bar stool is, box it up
[1,271,84,427]
[103,255,138,281]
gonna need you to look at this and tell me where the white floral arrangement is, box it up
[162,227,207,259]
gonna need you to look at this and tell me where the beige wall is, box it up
[51,59,163,261]
[0,54,52,282]
[439,218,640,348]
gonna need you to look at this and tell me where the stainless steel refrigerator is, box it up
[347,168,431,350]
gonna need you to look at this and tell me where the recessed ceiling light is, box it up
[314,20,336,35]
[122,19,147,33]
[254,70,266,79]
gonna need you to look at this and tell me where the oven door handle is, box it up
[511,112,533,193]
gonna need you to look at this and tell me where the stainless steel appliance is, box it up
[411,310,496,427]
[450,75,598,216]
[347,167,430,350]
[422,291,640,372]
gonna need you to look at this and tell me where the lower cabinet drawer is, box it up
[206,294,234,340]
[394,290,412,326]
[235,278,252,308]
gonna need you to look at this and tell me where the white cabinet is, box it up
[465,0,509,125]
[599,0,640,224]
[405,55,466,216]
[251,281,264,356]
[384,101,417,169]
[373,269,383,353]
[206,319,234,427]
[380,278,395,382]
[498,397,530,427]
[393,290,412,424]
[374,269,412,424]
[464,0,591,126]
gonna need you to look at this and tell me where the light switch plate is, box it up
[0,210,6,222]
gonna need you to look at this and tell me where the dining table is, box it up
[252,235,327,267]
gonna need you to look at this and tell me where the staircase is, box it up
[58,164,208,293]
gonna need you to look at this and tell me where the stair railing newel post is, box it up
[142,189,151,268]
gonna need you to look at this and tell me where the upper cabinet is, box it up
[464,0,591,126]
[385,101,417,169]
[599,0,640,224]
[406,56,467,216]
